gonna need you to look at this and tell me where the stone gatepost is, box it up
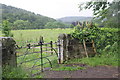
[58,34,67,64]
[66,35,81,59]
[0,37,17,67]
[57,33,97,64]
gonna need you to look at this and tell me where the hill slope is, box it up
[1,4,56,29]
[57,16,93,24]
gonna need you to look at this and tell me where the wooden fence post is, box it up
[83,39,89,58]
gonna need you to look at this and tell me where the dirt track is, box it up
[43,65,119,78]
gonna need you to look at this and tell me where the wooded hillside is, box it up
[1,4,56,29]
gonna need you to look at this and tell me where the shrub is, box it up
[71,23,119,54]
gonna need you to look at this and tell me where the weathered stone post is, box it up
[57,33,97,63]
[58,34,67,64]
[66,34,81,59]
[0,37,17,67]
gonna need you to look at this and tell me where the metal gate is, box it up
[16,41,59,77]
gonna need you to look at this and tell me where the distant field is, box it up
[11,29,73,45]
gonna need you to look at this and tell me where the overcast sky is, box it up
[0,0,94,19]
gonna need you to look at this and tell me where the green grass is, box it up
[11,29,73,45]
[66,53,118,67]
[51,65,85,71]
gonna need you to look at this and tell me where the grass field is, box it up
[11,29,73,45]
[0,28,73,45]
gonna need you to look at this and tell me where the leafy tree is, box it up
[2,20,13,37]
[45,21,66,29]
[13,20,30,30]
[45,22,53,29]
[70,24,75,28]
[102,1,120,28]
[79,0,119,28]
[54,21,66,28]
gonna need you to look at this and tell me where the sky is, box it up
[0,0,94,19]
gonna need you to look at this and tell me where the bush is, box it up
[71,23,119,54]
[2,20,13,37]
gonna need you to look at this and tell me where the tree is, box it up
[2,20,13,37]
[79,0,119,28]
[103,1,120,28]
[13,20,30,29]
[45,22,53,29]
[45,21,66,29]
[70,24,75,28]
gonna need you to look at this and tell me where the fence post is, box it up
[83,39,88,58]
[57,34,67,64]
[57,40,61,64]
[0,37,17,67]
[40,41,43,72]
[50,41,53,55]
